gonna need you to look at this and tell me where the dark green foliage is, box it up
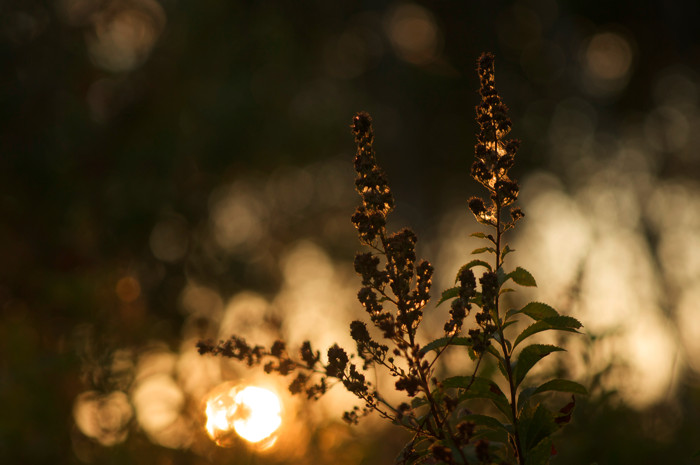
[197,53,585,464]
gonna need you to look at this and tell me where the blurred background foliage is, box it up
[2,0,700,464]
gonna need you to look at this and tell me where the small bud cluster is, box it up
[469,53,524,231]
[445,267,476,334]
[350,320,389,370]
[196,337,373,405]
[197,337,324,399]
[351,112,395,244]
[350,113,438,409]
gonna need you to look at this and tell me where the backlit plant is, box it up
[197,53,586,465]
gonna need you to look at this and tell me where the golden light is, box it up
[581,31,634,96]
[204,382,282,449]
[385,3,441,65]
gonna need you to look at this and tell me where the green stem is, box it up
[492,138,524,465]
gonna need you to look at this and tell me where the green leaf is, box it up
[513,316,583,348]
[410,396,428,408]
[533,379,588,396]
[471,232,496,244]
[519,381,586,415]
[471,427,508,444]
[486,344,504,362]
[394,437,431,464]
[520,404,558,452]
[501,245,515,261]
[455,260,492,282]
[499,287,515,296]
[496,267,508,286]
[437,287,459,307]
[472,246,496,255]
[526,437,554,465]
[505,308,520,320]
[419,336,471,355]
[462,414,510,434]
[513,344,565,388]
[517,386,537,413]
[508,267,537,287]
[469,292,483,307]
[442,375,479,389]
[497,359,509,379]
[468,414,513,442]
[518,302,560,320]
[518,379,588,411]
[448,376,513,421]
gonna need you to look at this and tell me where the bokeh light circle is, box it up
[204,382,282,449]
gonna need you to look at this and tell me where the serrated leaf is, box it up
[518,302,560,320]
[533,379,588,396]
[472,246,496,255]
[513,344,565,388]
[419,336,471,355]
[448,376,513,421]
[508,267,537,287]
[513,316,583,348]
[455,260,492,283]
[410,396,428,408]
[437,286,459,307]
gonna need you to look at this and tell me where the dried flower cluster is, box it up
[198,53,585,465]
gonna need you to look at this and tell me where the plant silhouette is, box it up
[198,53,586,465]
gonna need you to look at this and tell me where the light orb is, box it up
[204,382,282,449]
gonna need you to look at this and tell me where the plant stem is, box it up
[493,187,525,465]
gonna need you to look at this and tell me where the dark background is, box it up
[2,0,700,464]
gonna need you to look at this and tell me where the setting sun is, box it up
[204,383,282,448]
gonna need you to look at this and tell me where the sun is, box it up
[231,386,282,442]
[204,383,282,448]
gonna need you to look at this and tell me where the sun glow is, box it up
[204,383,282,448]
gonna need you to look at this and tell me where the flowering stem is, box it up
[494,194,525,465]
